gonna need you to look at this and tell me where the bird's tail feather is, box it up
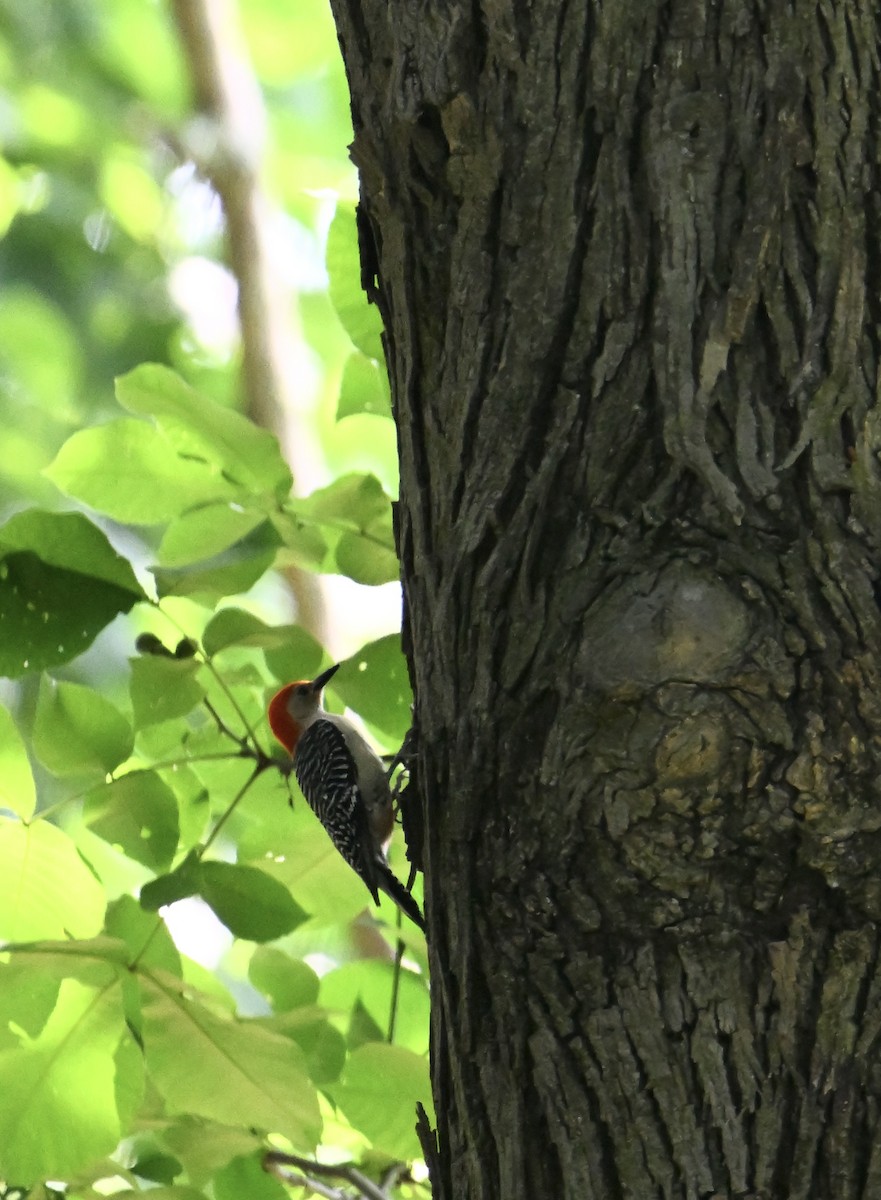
[378,864,425,931]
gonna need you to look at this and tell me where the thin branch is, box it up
[387,924,405,1043]
[202,696,252,752]
[263,1152,392,1200]
[201,760,266,854]
[265,1165,346,1200]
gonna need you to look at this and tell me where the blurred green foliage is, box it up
[0,1,428,1197]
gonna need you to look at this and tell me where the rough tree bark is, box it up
[328,1,881,1196]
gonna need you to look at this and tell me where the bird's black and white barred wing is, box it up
[293,718,380,902]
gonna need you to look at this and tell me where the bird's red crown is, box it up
[267,682,306,754]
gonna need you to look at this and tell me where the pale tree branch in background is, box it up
[169,0,326,638]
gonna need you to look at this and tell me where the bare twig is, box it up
[263,1151,393,1200]
[266,1164,347,1200]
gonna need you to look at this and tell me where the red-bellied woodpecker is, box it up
[268,663,425,931]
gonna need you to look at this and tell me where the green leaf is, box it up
[258,1011,346,1086]
[332,637,412,744]
[158,504,267,567]
[0,819,106,941]
[202,609,303,658]
[335,530,399,586]
[326,203,385,361]
[84,771,180,871]
[0,976,133,1182]
[139,853,201,912]
[321,960,429,1056]
[117,1005,148,1125]
[116,365,293,502]
[214,1154,289,1200]
[295,472,388,528]
[269,510,329,572]
[129,1147,183,1185]
[0,510,145,677]
[45,419,240,523]
[33,678,133,778]
[287,474,398,585]
[195,862,306,942]
[0,508,144,591]
[337,351,391,420]
[160,1117,263,1186]
[239,801,375,925]
[130,655,205,728]
[167,766,211,850]
[104,895,182,977]
[140,969,322,1147]
[249,947,320,1011]
[105,1190,205,1200]
[151,520,281,601]
[0,703,36,819]
[328,1043,432,1159]
[0,954,61,1044]
[263,625,325,685]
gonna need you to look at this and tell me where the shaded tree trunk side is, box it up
[328,1,881,1196]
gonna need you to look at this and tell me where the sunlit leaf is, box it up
[0,819,106,941]
[0,703,36,819]
[116,365,293,502]
[263,626,325,685]
[84,772,180,871]
[337,351,391,420]
[213,1153,289,1200]
[332,636,412,744]
[111,1190,205,1200]
[0,955,60,1045]
[257,1010,346,1086]
[0,976,133,1181]
[335,530,399,585]
[326,203,385,361]
[130,655,205,728]
[151,521,282,601]
[249,946,320,1010]
[104,895,182,977]
[46,419,240,523]
[202,609,302,658]
[269,509,330,572]
[158,505,267,567]
[160,1117,263,1186]
[328,1043,432,1159]
[239,800,373,925]
[33,678,133,779]
[321,959,428,1056]
[285,474,398,585]
[140,969,322,1147]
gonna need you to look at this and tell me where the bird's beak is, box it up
[310,663,340,693]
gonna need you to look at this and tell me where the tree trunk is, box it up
[328,1,881,1195]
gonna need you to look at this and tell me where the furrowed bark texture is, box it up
[328,0,881,1196]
